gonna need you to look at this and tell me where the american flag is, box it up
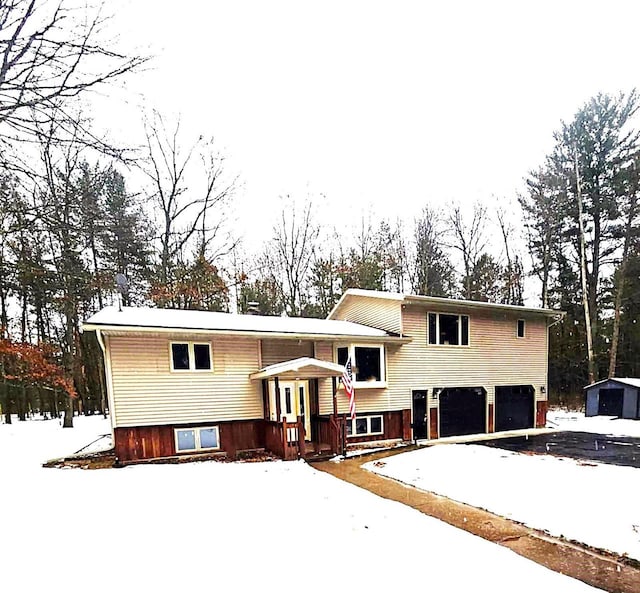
[342,355,356,420]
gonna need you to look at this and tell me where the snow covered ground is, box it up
[548,408,640,437]
[0,415,603,592]
[364,411,640,562]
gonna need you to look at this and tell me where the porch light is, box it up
[540,386,546,394]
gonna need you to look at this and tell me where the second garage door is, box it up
[495,385,535,432]
[439,387,486,438]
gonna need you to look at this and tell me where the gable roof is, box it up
[82,306,404,341]
[328,288,562,320]
[584,377,640,390]
[249,357,345,380]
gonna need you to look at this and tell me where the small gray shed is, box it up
[584,378,640,418]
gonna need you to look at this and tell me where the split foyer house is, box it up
[82,289,561,463]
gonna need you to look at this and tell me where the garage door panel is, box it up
[495,385,534,432]
[439,387,486,438]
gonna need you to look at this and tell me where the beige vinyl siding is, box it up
[389,305,549,407]
[108,334,262,427]
[315,340,405,415]
[331,296,402,335]
[261,339,314,366]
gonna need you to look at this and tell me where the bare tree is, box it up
[411,206,453,297]
[268,197,318,316]
[0,1,148,169]
[142,111,237,295]
[447,202,488,299]
[495,205,524,305]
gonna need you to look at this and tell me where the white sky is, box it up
[99,0,640,251]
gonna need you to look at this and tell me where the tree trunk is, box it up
[1,374,10,424]
[63,396,74,428]
[17,385,26,421]
[575,152,596,384]
[609,163,638,377]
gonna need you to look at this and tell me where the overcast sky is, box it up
[103,0,640,249]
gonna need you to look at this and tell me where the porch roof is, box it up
[250,357,345,380]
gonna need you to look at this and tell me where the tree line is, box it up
[0,3,639,421]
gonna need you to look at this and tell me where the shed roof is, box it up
[82,306,398,340]
[584,377,640,390]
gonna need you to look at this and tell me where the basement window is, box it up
[170,342,212,371]
[346,415,384,437]
[174,426,220,452]
[517,319,525,338]
[427,313,469,346]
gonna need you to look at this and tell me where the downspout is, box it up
[544,313,566,411]
[95,329,115,444]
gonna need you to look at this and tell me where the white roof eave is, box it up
[249,357,346,380]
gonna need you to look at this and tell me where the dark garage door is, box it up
[598,388,623,416]
[495,385,534,432]
[439,387,486,438]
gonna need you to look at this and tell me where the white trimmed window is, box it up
[517,319,525,338]
[174,426,220,452]
[336,344,385,387]
[346,415,384,438]
[170,342,212,371]
[427,312,469,346]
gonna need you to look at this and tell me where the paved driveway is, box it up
[480,431,640,468]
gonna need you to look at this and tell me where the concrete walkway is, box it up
[312,446,640,593]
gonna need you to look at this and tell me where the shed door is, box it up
[439,387,486,438]
[495,385,535,432]
[598,388,623,416]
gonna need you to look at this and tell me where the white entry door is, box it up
[270,380,311,441]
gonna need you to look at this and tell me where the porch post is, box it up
[297,415,305,457]
[262,379,269,419]
[332,376,338,416]
[275,376,282,421]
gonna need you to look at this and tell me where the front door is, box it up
[271,381,311,441]
[412,390,428,439]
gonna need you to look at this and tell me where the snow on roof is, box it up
[250,357,345,380]
[585,377,640,390]
[83,306,391,338]
[329,288,562,319]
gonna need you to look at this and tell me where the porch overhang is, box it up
[250,357,344,380]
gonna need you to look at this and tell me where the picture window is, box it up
[335,345,385,385]
[427,313,469,346]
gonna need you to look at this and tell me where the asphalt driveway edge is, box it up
[312,446,640,593]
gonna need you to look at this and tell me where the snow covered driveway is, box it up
[0,416,604,592]
[364,412,640,562]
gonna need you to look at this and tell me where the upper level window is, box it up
[170,342,212,371]
[336,344,385,386]
[427,313,469,346]
[517,319,525,338]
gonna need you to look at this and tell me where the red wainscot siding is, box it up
[429,408,438,440]
[345,410,411,444]
[114,419,265,463]
[488,403,495,433]
[536,401,548,429]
